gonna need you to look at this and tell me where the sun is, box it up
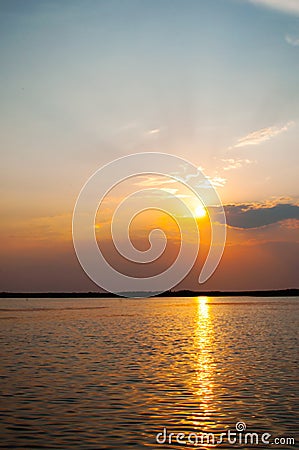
[195,204,207,219]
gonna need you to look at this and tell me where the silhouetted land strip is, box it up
[0,289,298,298]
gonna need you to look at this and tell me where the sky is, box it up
[0,0,298,292]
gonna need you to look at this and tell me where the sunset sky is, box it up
[1,0,298,292]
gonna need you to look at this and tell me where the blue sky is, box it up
[1,0,299,210]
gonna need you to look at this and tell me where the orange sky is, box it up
[1,190,298,291]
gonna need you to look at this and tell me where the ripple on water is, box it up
[0,297,298,449]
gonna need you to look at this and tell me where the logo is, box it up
[72,152,226,297]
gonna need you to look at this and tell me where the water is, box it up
[0,297,298,449]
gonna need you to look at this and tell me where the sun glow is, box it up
[195,204,207,219]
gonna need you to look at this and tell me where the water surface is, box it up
[0,297,298,449]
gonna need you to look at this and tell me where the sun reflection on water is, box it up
[191,297,217,429]
[198,296,209,319]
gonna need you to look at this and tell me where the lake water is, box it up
[0,297,298,449]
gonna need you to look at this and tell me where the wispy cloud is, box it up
[171,166,226,189]
[134,171,226,192]
[134,175,176,188]
[248,0,299,16]
[285,34,299,46]
[233,121,294,148]
[221,158,254,171]
[161,188,178,195]
[208,176,227,188]
[146,128,160,135]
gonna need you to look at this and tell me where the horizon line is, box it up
[0,288,298,298]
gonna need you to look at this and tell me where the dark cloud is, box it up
[223,203,299,229]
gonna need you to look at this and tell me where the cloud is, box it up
[233,121,294,148]
[208,176,227,188]
[182,174,227,189]
[133,175,176,188]
[285,34,299,46]
[171,166,227,189]
[248,0,299,16]
[161,188,178,195]
[146,128,160,135]
[223,203,299,229]
[222,158,254,171]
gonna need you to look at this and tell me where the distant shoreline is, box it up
[0,289,298,298]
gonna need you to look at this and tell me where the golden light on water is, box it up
[198,296,209,318]
[194,297,213,398]
[191,297,217,427]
